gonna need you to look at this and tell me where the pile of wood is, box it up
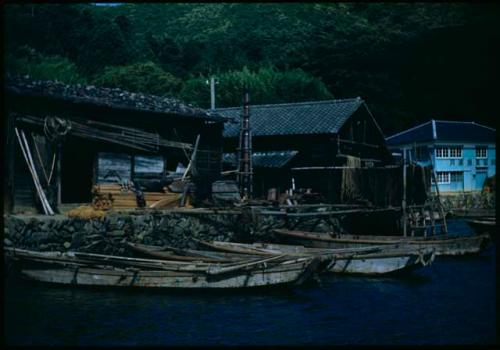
[92,183,182,209]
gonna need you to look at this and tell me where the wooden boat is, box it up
[466,218,497,244]
[142,241,436,275]
[194,239,386,256]
[4,247,325,289]
[127,242,238,263]
[273,229,490,256]
[466,218,496,233]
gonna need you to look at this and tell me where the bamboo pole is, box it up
[15,128,54,215]
[402,149,407,237]
[18,129,50,214]
[182,134,200,181]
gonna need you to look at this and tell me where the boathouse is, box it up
[218,98,396,201]
[385,119,496,194]
[4,76,226,214]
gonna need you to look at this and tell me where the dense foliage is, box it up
[4,3,499,134]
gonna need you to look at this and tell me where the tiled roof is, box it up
[219,98,364,138]
[5,75,225,121]
[223,150,299,168]
[386,119,496,145]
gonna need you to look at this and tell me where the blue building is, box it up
[386,120,496,194]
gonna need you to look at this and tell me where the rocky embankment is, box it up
[3,209,336,256]
[438,192,495,213]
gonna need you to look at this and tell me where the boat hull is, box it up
[328,251,434,275]
[6,248,323,289]
[19,262,316,289]
[186,241,436,275]
[274,229,490,256]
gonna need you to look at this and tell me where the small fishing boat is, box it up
[141,241,436,275]
[4,247,325,289]
[466,217,496,233]
[127,242,238,263]
[466,217,497,244]
[273,229,490,256]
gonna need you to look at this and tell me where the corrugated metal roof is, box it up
[223,151,299,168]
[219,98,364,138]
[6,75,226,121]
[386,120,496,145]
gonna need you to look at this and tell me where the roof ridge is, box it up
[217,97,364,111]
[436,120,496,131]
[385,120,432,140]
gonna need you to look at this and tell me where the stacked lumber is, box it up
[93,183,182,209]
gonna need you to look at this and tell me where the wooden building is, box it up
[4,76,226,214]
[218,98,394,199]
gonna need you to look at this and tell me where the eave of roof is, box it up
[385,119,496,145]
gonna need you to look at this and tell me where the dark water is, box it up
[4,219,497,346]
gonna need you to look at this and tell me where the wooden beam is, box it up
[338,138,380,149]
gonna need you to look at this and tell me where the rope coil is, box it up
[44,116,72,142]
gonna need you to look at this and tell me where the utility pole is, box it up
[206,76,218,111]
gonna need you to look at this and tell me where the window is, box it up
[436,146,462,158]
[436,172,450,184]
[449,147,462,158]
[450,171,463,183]
[467,159,472,166]
[459,159,463,166]
[476,147,487,158]
[435,147,449,158]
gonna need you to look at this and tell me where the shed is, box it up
[4,75,226,213]
[218,98,393,197]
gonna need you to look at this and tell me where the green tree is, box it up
[5,46,87,84]
[93,62,182,96]
[180,66,333,108]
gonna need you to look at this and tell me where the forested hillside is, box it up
[4,3,499,134]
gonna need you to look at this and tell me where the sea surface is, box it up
[4,219,497,346]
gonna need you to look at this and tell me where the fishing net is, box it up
[66,205,106,220]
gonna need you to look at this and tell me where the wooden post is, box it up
[237,92,253,200]
[5,112,15,213]
[402,149,407,237]
[57,143,62,206]
[130,154,135,182]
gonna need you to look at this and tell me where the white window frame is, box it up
[449,147,463,159]
[475,146,487,159]
[436,171,451,184]
[436,147,448,158]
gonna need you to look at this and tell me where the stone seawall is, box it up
[435,192,496,212]
[3,210,337,255]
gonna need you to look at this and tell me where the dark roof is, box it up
[219,98,365,138]
[386,120,496,145]
[223,151,298,168]
[5,75,225,121]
